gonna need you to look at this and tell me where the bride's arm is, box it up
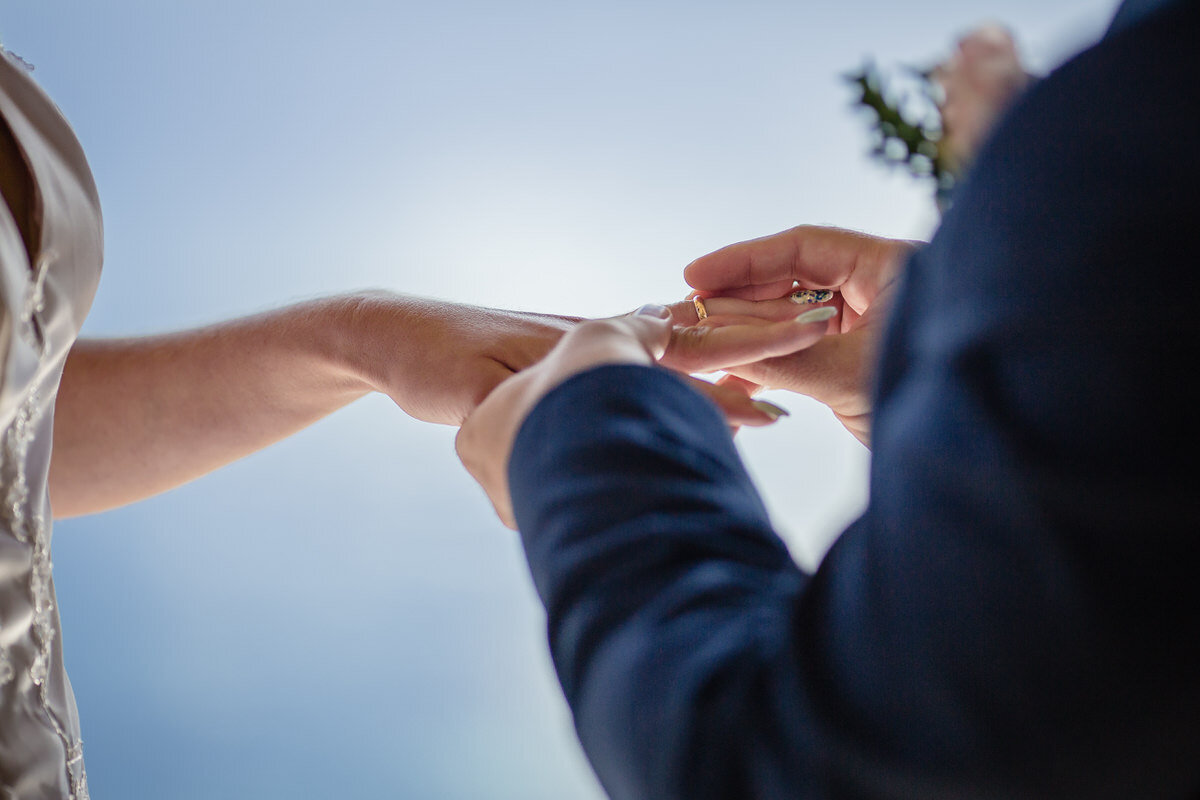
[49,291,575,519]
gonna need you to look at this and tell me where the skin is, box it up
[934,24,1031,172]
[456,305,833,529]
[456,227,923,524]
[48,293,578,518]
[48,292,830,519]
[681,225,918,446]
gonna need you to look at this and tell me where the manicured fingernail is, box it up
[635,303,672,319]
[796,306,838,324]
[751,400,790,420]
[789,289,834,304]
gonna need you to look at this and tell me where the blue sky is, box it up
[4,1,1113,797]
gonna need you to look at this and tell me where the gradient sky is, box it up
[3,1,1114,797]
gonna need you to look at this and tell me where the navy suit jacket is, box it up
[508,2,1200,797]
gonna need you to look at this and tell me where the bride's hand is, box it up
[347,292,579,425]
[672,225,918,446]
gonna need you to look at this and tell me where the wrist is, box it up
[317,291,402,398]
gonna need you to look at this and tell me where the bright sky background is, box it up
[4,1,1114,797]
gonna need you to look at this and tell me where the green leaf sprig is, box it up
[845,61,957,209]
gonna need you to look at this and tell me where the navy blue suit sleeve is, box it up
[510,365,818,800]
[509,4,1200,799]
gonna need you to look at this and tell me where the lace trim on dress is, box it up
[1,386,90,799]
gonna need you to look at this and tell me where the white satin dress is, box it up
[1,47,104,800]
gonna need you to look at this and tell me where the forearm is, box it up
[49,294,375,518]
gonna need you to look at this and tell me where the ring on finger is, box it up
[693,296,709,321]
[789,289,834,305]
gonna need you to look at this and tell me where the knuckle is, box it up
[561,322,605,350]
[571,318,624,341]
[664,328,706,370]
[453,427,472,460]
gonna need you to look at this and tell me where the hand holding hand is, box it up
[347,292,579,425]
[456,305,828,528]
[678,226,918,445]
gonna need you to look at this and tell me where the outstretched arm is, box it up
[49,291,575,518]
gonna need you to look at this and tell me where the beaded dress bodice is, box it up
[1,49,103,800]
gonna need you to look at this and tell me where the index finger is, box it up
[684,225,916,313]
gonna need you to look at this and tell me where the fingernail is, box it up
[751,400,790,420]
[635,303,672,319]
[796,306,838,324]
[789,289,834,304]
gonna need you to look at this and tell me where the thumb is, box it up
[626,303,674,360]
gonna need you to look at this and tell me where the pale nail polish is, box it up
[751,400,790,420]
[796,306,838,324]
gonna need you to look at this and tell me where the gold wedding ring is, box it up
[693,296,709,321]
